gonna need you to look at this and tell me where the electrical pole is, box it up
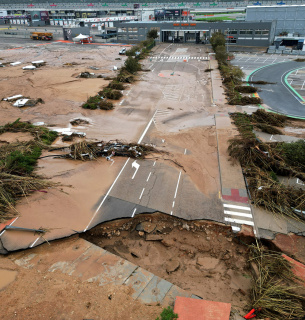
[226,27,229,53]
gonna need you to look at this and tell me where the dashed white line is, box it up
[131,208,137,217]
[146,172,152,182]
[119,99,125,105]
[174,171,182,199]
[153,161,156,167]
[184,148,187,155]
[0,216,19,236]
[170,211,173,215]
[30,236,40,248]
[139,188,145,200]
[172,201,175,208]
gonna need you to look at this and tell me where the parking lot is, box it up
[287,67,305,100]
[231,53,296,76]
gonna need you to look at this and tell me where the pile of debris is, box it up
[229,110,305,220]
[49,140,158,161]
[77,72,103,79]
[2,95,44,108]
[70,119,90,126]
[0,120,59,220]
[249,244,305,320]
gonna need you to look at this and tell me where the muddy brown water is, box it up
[0,269,17,290]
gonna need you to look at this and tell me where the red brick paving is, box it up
[174,296,231,320]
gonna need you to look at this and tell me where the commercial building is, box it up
[113,20,275,47]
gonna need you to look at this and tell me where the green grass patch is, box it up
[156,306,178,320]
[0,119,58,145]
[3,146,42,175]
[195,16,236,21]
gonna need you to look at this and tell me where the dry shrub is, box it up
[252,109,287,127]
[235,85,257,93]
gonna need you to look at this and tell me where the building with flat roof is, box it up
[113,20,275,47]
[246,5,305,37]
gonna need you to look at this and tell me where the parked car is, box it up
[119,48,126,55]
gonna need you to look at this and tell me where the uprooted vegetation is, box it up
[0,119,59,221]
[47,140,159,161]
[228,110,305,220]
[81,39,155,110]
[249,244,305,320]
[210,32,262,105]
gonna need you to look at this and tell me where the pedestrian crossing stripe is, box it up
[223,203,255,233]
[151,56,208,60]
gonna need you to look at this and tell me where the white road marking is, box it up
[30,236,40,248]
[232,226,241,232]
[297,178,305,185]
[119,99,124,105]
[131,208,137,217]
[184,148,187,155]
[0,216,19,236]
[153,161,156,166]
[223,204,251,211]
[131,160,140,179]
[146,172,152,182]
[137,110,158,144]
[224,210,253,218]
[139,188,145,200]
[224,217,254,226]
[84,157,130,231]
[110,160,115,166]
[172,201,175,208]
[170,211,173,215]
[174,171,182,199]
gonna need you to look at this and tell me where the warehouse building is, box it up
[246,5,305,37]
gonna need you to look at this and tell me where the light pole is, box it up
[226,28,229,53]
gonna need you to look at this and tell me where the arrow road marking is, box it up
[132,160,140,179]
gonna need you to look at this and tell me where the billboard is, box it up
[40,11,49,21]
[154,9,181,18]
[30,11,40,21]
[75,12,97,19]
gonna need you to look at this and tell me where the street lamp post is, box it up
[226,28,229,53]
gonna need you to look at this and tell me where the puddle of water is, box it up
[0,269,17,290]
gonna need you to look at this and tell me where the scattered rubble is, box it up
[70,119,90,126]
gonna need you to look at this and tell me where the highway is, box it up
[248,61,305,118]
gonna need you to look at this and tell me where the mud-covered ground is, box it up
[82,213,254,315]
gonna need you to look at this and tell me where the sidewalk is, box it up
[11,236,199,306]
[209,57,249,204]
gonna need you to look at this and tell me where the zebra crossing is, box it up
[153,109,172,128]
[151,56,208,62]
[223,203,255,233]
[162,84,182,101]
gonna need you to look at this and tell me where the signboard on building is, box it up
[78,16,137,23]
[30,11,41,21]
[155,9,181,18]
[40,11,49,21]
[81,12,97,18]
